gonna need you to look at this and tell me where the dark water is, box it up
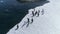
[0,0,49,34]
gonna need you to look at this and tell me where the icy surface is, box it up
[7,0,60,34]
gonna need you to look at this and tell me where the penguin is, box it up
[32,11,35,17]
[41,9,44,15]
[36,10,40,17]
[26,18,30,27]
[15,25,19,30]
[30,18,33,24]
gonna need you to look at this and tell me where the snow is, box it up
[7,0,60,34]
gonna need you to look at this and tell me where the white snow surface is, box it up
[7,0,60,34]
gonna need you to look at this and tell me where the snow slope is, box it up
[7,0,60,34]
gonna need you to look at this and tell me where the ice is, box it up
[7,0,60,34]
